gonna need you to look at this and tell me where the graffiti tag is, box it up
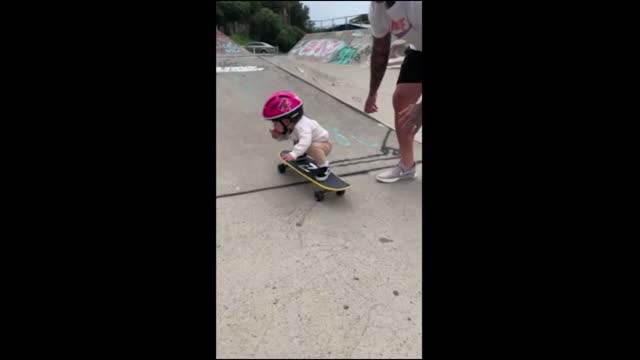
[327,127,380,148]
[296,39,345,58]
[222,43,241,54]
[327,127,351,146]
[330,47,358,65]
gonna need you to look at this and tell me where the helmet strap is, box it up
[277,119,291,135]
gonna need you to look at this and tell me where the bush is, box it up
[217,1,251,24]
[275,26,306,53]
[216,3,224,26]
[249,8,283,44]
[229,34,256,46]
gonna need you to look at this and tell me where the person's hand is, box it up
[281,152,295,162]
[364,94,378,113]
[398,103,422,135]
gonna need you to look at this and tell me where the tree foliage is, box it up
[275,25,306,52]
[217,1,251,25]
[249,8,283,44]
[216,1,311,50]
[289,2,312,31]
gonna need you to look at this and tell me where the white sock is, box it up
[319,161,329,168]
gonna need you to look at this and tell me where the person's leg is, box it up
[307,142,331,166]
[308,142,332,180]
[376,48,422,183]
[393,83,422,168]
[323,141,332,161]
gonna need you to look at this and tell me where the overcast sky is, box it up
[302,1,370,21]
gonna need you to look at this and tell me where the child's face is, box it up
[273,119,292,133]
[273,121,285,133]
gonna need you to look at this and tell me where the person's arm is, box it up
[369,32,391,97]
[364,2,391,113]
[289,128,312,159]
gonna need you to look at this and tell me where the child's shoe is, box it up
[315,166,331,181]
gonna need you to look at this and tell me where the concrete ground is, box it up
[216,55,422,359]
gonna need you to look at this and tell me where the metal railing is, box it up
[309,14,368,32]
[247,46,280,55]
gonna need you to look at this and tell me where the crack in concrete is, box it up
[253,313,275,356]
[347,303,384,358]
[216,161,422,199]
[296,202,317,227]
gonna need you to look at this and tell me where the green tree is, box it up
[250,8,283,43]
[216,2,224,26]
[260,1,287,12]
[217,1,251,26]
[275,25,306,52]
[249,1,263,15]
[289,2,311,31]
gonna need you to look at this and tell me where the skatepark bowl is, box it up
[215,32,422,359]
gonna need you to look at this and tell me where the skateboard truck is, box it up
[314,189,346,201]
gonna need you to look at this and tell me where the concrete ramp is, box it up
[287,29,408,67]
[216,29,250,56]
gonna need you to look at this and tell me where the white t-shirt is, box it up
[276,115,330,159]
[369,1,422,52]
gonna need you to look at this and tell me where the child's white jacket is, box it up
[275,115,330,159]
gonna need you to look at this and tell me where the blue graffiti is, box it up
[351,135,379,148]
[223,43,241,54]
[327,127,380,148]
[327,127,351,146]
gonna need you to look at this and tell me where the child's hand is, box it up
[281,153,295,162]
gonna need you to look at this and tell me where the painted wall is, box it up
[216,30,250,55]
[287,30,408,65]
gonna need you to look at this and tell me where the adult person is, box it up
[365,1,423,183]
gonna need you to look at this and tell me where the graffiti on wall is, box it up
[329,35,372,65]
[215,30,247,55]
[288,29,412,66]
[290,37,374,65]
[222,43,242,54]
[216,39,243,54]
[330,47,358,64]
[293,39,346,60]
[289,30,408,65]
[326,126,382,149]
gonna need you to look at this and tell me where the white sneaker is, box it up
[376,162,416,183]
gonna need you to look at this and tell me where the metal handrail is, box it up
[310,13,368,31]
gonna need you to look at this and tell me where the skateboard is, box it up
[278,150,351,201]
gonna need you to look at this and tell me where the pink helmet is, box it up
[262,91,304,122]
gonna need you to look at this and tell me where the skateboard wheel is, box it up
[314,191,325,201]
[336,190,346,196]
[277,164,287,174]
